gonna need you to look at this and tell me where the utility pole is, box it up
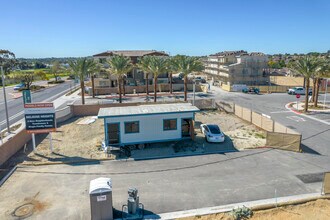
[1,66,10,133]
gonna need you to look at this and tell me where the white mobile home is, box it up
[97,103,200,147]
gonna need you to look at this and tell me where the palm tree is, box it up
[172,55,204,101]
[107,55,132,103]
[137,56,152,96]
[289,56,321,112]
[167,57,177,94]
[314,59,330,107]
[69,58,96,105]
[91,63,102,98]
[147,56,168,102]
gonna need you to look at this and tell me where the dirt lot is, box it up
[195,111,266,150]
[21,111,265,164]
[23,117,109,164]
[180,199,330,220]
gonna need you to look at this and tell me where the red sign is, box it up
[296,94,301,99]
[24,103,54,108]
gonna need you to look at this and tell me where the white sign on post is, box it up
[24,103,56,133]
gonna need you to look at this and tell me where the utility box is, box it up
[89,177,113,220]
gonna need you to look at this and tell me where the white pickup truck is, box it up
[287,87,312,95]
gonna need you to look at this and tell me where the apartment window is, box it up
[125,121,139,133]
[163,119,177,131]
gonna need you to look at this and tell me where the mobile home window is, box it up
[163,119,177,130]
[125,121,139,133]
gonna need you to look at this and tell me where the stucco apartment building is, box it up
[204,50,269,87]
[93,50,169,88]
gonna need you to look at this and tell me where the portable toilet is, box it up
[89,177,113,220]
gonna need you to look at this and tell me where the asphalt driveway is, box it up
[1,149,329,219]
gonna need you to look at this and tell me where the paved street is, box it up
[0,80,77,127]
[0,148,329,219]
[0,86,329,219]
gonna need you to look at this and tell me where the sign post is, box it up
[24,103,56,152]
[296,94,300,109]
[49,132,53,152]
[22,90,32,104]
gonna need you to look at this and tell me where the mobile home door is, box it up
[107,123,120,144]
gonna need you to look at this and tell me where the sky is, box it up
[1,0,330,58]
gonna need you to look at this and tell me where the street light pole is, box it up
[1,66,10,133]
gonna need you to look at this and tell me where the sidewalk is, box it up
[146,193,325,219]
[287,101,330,113]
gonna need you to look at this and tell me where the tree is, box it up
[17,61,32,70]
[69,58,96,105]
[171,55,204,101]
[314,59,330,107]
[0,49,16,75]
[35,70,49,81]
[34,61,46,69]
[137,56,152,95]
[145,56,168,102]
[91,63,101,98]
[167,57,177,94]
[51,61,62,82]
[107,55,133,103]
[289,56,321,112]
[19,72,34,90]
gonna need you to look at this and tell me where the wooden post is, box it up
[190,120,195,140]
[49,132,53,152]
[91,75,95,98]
[32,133,36,151]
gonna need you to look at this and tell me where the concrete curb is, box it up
[20,157,114,166]
[285,102,302,114]
[0,166,17,187]
[127,149,237,161]
[22,149,239,165]
[285,102,330,125]
[142,193,329,220]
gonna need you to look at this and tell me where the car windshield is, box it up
[207,125,221,134]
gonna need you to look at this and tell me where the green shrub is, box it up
[230,206,253,220]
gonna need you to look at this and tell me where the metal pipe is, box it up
[1,66,10,133]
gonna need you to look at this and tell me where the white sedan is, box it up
[200,124,225,143]
[287,87,312,95]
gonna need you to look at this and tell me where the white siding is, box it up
[105,112,194,144]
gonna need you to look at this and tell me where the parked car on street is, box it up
[242,87,260,94]
[200,124,225,143]
[13,83,25,90]
[287,87,312,95]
